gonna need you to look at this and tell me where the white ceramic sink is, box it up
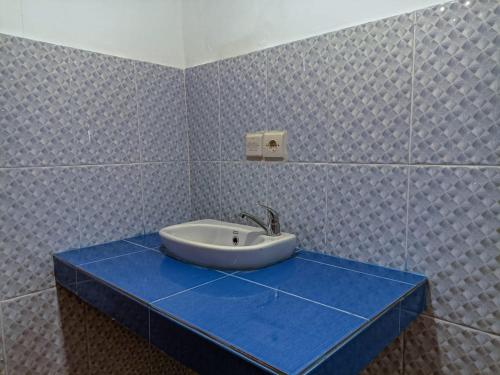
[159,219,297,269]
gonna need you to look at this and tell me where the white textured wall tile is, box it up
[268,163,327,250]
[0,167,80,299]
[404,315,500,375]
[142,162,191,233]
[2,288,87,375]
[326,165,408,268]
[190,162,221,220]
[407,166,500,333]
[221,162,267,224]
[78,165,144,246]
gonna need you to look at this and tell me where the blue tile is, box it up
[238,258,413,319]
[80,250,223,302]
[153,276,364,374]
[53,258,77,293]
[400,283,428,332]
[76,270,149,339]
[150,309,268,375]
[54,240,144,266]
[309,304,401,375]
[297,251,426,285]
[124,233,163,250]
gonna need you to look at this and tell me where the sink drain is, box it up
[232,231,239,246]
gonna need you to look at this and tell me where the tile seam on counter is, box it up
[228,274,368,320]
[77,249,150,266]
[116,238,423,285]
[149,307,281,374]
[59,257,227,308]
[151,275,230,304]
[121,239,162,253]
[295,256,418,286]
[69,267,150,308]
[54,269,281,374]
[300,306,400,375]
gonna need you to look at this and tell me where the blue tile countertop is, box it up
[54,233,427,375]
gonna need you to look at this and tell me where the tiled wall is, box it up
[0,34,191,374]
[185,0,499,374]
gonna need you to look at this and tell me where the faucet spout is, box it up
[240,212,270,235]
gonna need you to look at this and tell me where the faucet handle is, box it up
[257,202,279,220]
[258,203,281,235]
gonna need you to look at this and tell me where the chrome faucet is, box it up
[240,203,281,236]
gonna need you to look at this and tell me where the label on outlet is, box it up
[245,132,263,157]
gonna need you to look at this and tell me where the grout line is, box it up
[0,160,189,170]
[295,256,417,286]
[0,286,55,304]
[228,274,368,320]
[217,61,223,220]
[403,5,415,283]
[150,275,229,304]
[138,163,147,236]
[0,303,8,375]
[121,239,161,253]
[408,11,417,165]
[218,161,222,220]
[264,49,269,133]
[1,161,498,170]
[75,170,83,250]
[404,166,411,271]
[419,313,500,338]
[217,61,222,163]
[77,249,150,266]
[134,61,146,236]
[183,69,193,221]
[324,166,329,251]
[133,61,146,234]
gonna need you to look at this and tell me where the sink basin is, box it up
[159,219,297,269]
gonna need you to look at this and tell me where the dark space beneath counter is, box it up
[54,233,427,375]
